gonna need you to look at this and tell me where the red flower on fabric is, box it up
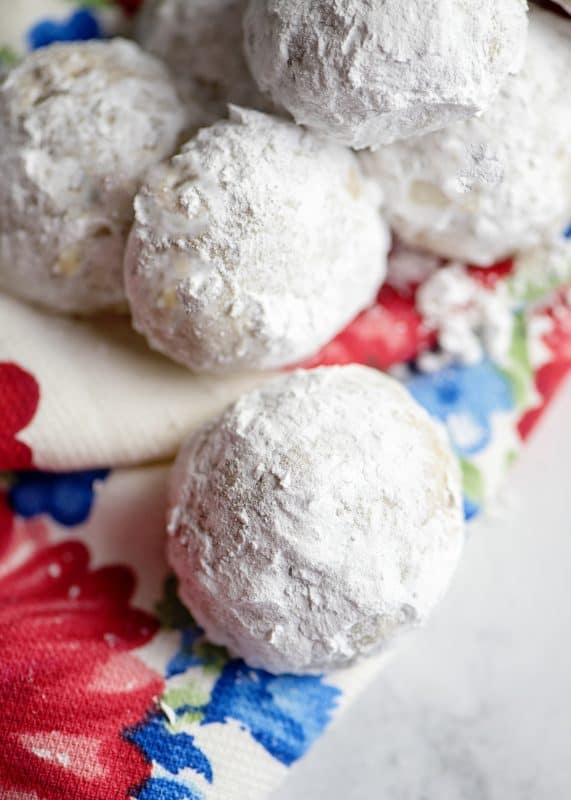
[519,296,571,439]
[0,525,163,800]
[305,285,435,371]
[0,363,40,470]
[467,258,514,290]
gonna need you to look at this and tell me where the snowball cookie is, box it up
[363,7,571,266]
[243,0,528,150]
[167,365,465,674]
[0,40,187,314]
[136,0,273,130]
[125,107,389,373]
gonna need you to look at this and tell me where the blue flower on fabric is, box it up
[136,778,203,800]
[463,498,480,521]
[202,661,341,767]
[166,628,205,679]
[137,575,341,785]
[565,223,571,240]
[127,715,213,784]
[27,9,103,51]
[407,360,514,458]
[8,469,109,526]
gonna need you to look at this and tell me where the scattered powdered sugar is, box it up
[125,107,389,373]
[244,0,528,149]
[167,365,465,675]
[387,240,441,293]
[363,7,571,264]
[398,234,571,372]
[0,40,187,314]
[416,263,515,370]
[136,0,274,131]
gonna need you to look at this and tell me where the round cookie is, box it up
[363,7,571,265]
[125,107,389,373]
[244,0,528,149]
[0,40,187,314]
[167,365,465,675]
[136,0,272,130]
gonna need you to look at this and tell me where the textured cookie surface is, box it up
[363,8,571,265]
[168,365,465,674]
[125,108,389,373]
[244,0,528,149]
[0,40,186,314]
[137,0,272,130]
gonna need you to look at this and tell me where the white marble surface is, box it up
[275,379,571,800]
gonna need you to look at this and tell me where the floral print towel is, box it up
[2,3,571,799]
[2,268,570,800]
[1,456,378,800]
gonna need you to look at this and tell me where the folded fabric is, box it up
[0,296,270,471]
[2,4,571,799]
[2,277,570,800]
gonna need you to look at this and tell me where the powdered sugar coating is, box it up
[244,0,528,150]
[125,108,389,373]
[167,365,465,675]
[136,0,273,130]
[363,8,571,265]
[0,40,187,314]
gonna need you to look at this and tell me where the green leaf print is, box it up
[155,574,196,630]
[501,312,535,409]
[161,683,210,732]
[0,47,18,67]
[63,0,111,7]
[460,459,484,505]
